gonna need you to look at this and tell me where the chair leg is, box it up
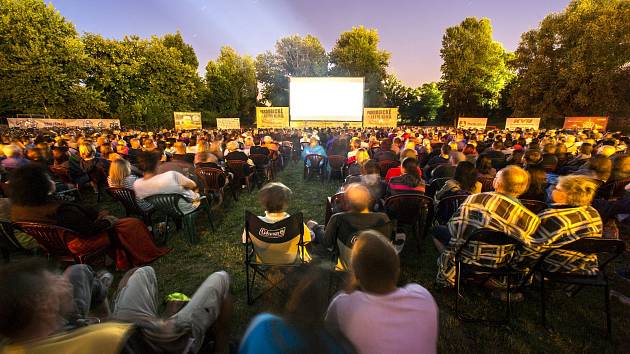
[506,274,512,322]
[246,263,252,305]
[455,261,461,319]
[540,273,546,328]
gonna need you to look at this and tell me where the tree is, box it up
[83,34,202,128]
[329,26,391,107]
[204,46,257,124]
[439,17,514,124]
[162,31,199,69]
[256,34,328,106]
[0,0,106,117]
[510,0,630,126]
[417,82,444,121]
[383,75,444,124]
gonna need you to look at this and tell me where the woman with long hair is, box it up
[435,161,482,201]
[475,155,496,178]
[387,157,425,195]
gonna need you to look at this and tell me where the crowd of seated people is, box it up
[0,124,627,353]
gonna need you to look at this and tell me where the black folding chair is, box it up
[384,194,433,253]
[435,194,469,225]
[333,219,396,271]
[250,154,274,186]
[328,155,346,181]
[531,238,625,336]
[303,154,327,182]
[145,194,213,244]
[244,211,306,305]
[454,229,521,324]
[426,177,450,198]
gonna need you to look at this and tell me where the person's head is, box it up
[136,150,162,173]
[351,230,399,294]
[401,156,419,178]
[263,136,273,145]
[345,183,372,213]
[492,141,504,151]
[26,148,44,162]
[543,143,556,155]
[585,155,612,181]
[78,143,95,160]
[195,151,218,165]
[454,161,478,192]
[52,147,69,163]
[361,159,380,176]
[449,151,465,166]
[309,137,319,147]
[579,143,593,156]
[8,164,55,206]
[493,165,530,197]
[259,182,292,213]
[462,144,477,155]
[476,155,493,174]
[2,144,22,159]
[355,148,370,165]
[440,144,452,157]
[0,259,73,342]
[526,165,548,195]
[598,145,616,158]
[399,148,417,162]
[108,158,132,187]
[173,141,187,155]
[611,155,630,180]
[226,140,239,152]
[552,175,599,206]
[523,149,542,166]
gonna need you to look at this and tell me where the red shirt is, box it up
[384,166,423,182]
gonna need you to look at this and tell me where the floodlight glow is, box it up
[289,77,364,121]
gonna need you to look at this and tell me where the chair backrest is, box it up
[596,178,630,200]
[478,176,495,192]
[250,154,270,167]
[335,219,395,270]
[279,145,292,157]
[426,177,450,198]
[519,199,548,214]
[0,221,26,253]
[435,194,469,225]
[328,155,346,170]
[49,165,73,184]
[226,160,251,179]
[145,194,186,217]
[305,154,325,167]
[536,238,626,275]
[384,194,433,227]
[244,211,305,265]
[13,222,77,258]
[194,167,227,194]
[325,192,349,225]
[107,187,144,215]
[378,160,399,178]
[455,228,518,266]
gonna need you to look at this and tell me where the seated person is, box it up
[0,259,128,353]
[431,151,465,180]
[243,182,312,263]
[476,155,497,178]
[301,137,327,166]
[343,160,386,204]
[387,157,426,195]
[373,138,397,162]
[479,141,506,170]
[225,140,254,175]
[346,148,369,176]
[9,165,168,270]
[424,144,451,179]
[520,165,548,202]
[134,150,201,214]
[159,141,195,176]
[171,141,196,163]
[326,230,438,354]
[239,266,355,354]
[518,176,603,274]
[435,165,540,288]
[108,158,153,212]
[194,151,222,169]
[574,155,612,183]
[1,144,29,170]
[384,148,422,182]
[78,143,109,192]
[435,161,482,202]
[51,146,89,186]
[311,184,390,251]
[112,266,231,354]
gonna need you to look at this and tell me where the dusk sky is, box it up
[49,0,570,87]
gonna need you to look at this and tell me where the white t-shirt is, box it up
[133,171,200,214]
[326,284,438,354]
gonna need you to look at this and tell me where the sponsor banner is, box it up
[563,117,608,131]
[256,107,290,128]
[216,118,241,130]
[173,112,202,130]
[363,108,398,128]
[7,118,121,129]
[289,121,363,128]
[505,117,541,130]
[457,117,487,129]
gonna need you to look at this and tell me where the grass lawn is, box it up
[93,162,630,353]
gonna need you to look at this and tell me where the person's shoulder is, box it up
[402,283,436,301]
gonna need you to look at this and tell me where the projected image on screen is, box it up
[290,77,364,121]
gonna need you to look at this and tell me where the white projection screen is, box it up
[289,77,364,121]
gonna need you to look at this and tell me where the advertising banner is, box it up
[363,108,399,128]
[216,118,241,130]
[7,118,121,129]
[173,112,202,130]
[563,117,608,131]
[256,107,290,128]
[505,118,541,130]
[457,117,488,129]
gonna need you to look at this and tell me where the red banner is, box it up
[563,117,608,130]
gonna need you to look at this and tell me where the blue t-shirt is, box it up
[238,313,353,354]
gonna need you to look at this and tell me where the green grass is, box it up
[92,163,630,354]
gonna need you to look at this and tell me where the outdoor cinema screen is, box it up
[289,77,364,121]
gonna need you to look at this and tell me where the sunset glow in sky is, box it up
[50,0,570,87]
